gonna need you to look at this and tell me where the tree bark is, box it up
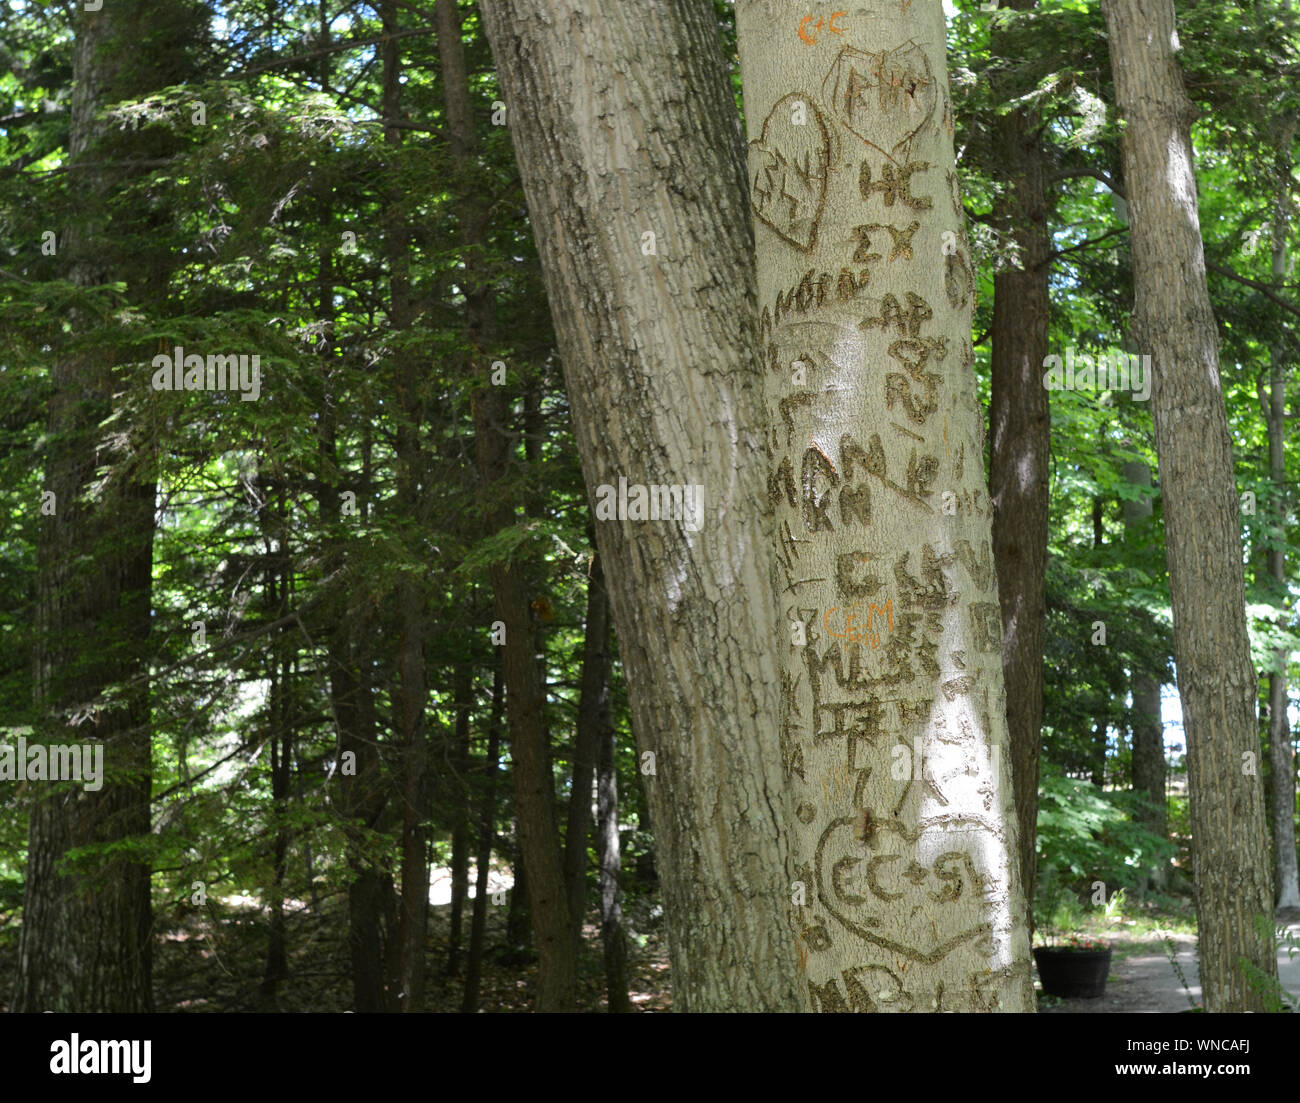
[462,660,504,1012]
[259,495,293,1010]
[987,0,1051,930]
[596,599,634,1013]
[1122,459,1167,870]
[13,0,203,1013]
[564,553,610,952]
[736,0,1034,1011]
[1102,0,1277,1008]
[1265,189,1299,910]
[473,388,577,1010]
[447,661,474,975]
[383,0,432,1013]
[477,0,803,1010]
[437,0,577,1013]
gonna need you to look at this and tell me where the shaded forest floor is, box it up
[0,883,674,1013]
[4,893,1296,1012]
[146,889,674,1012]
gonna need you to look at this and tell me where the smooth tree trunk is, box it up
[477,0,803,1010]
[735,0,1033,1011]
[988,0,1051,915]
[1265,196,1299,910]
[1102,0,1276,1008]
[1122,459,1167,874]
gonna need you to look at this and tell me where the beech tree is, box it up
[734,0,1033,1011]
[1102,0,1277,1009]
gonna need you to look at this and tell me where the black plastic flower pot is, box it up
[1033,946,1112,999]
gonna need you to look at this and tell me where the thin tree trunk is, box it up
[735,0,1034,1012]
[463,661,504,1012]
[1102,0,1276,1009]
[989,0,1051,927]
[447,662,474,975]
[383,0,432,1012]
[564,553,610,953]
[1091,496,1107,791]
[1122,459,1167,877]
[477,0,803,1012]
[505,832,531,949]
[260,496,293,1010]
[1265,183,1299,910]
[596,605,634,1013]
[439,0,576,1011]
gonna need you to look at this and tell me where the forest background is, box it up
[0,0,1297,1014]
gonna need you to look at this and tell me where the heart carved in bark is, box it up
[748,93,832,254]
[815,813,995,963]
[821,42,937,162]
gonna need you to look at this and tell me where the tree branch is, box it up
[1206,262,1300,321]
[1048,226,1128,262]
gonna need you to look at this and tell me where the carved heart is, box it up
[822,43,937,161]
[815,814,995,963]
[748,93,831,254]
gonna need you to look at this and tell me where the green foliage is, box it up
[1036,768,1177,894]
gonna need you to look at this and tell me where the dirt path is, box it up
[1038,921,1300,1013]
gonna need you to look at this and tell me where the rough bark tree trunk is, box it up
[735,0,1034,1011]
[477,0,803,1010]
[1102,0,1277,1008]
[988,0,1052,930]
[13,0,203,1013]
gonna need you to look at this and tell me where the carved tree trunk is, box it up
[735,0,1034,1011]
[1102,0,1276,1008]
[988,0,1051,917]
[477,0,803,1010]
